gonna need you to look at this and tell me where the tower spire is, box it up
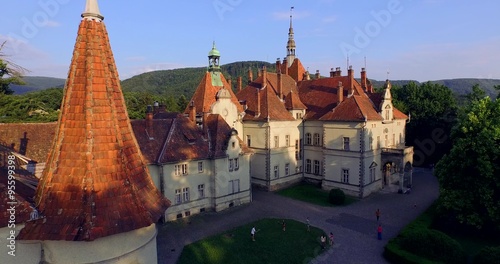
[82,0,104,21]
[286,6,296,68]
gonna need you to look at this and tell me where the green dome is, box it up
[208,42,220,57]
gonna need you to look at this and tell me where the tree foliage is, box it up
[435,95,500,231]
[0,42,26,95]
[391,81,457,166]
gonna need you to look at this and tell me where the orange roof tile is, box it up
[18,14,169,241]
[237,74,295,121]
[184,72,243,115]
[0,123,57,163]
[287,58,306,82]
[285,91,307,110]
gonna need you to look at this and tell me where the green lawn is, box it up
[177,218,329,264]
[276,183,358,207]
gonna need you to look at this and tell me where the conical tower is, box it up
[18,0,169,242]
[286,8,296,68]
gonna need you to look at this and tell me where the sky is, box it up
[1,0,499,82]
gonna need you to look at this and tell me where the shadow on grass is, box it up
[276,183,358,207]
[177,218,332,264]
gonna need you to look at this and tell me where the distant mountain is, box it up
[369,79,500,98]
[121,61,276,98]
[10,63,499,100]
[9,76,66,94]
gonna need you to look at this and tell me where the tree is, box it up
[435,96,500,232]
[0,41,25,95]
[391,81,457,166]
[177,94,188,112]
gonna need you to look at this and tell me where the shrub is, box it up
[474,246,500,264]
[328,189,345,205]
[399,228,466,263]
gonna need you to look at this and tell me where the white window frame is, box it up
[306,159,311,173]
[234,158,239,171]
[198,184,205,199]
[285,135,290,147]
[229,158,234,172]
[175,164,188,176]
[274,165,279,178]
[285,163,290,176]
[314,160,320,175]
[175,189,181,204]
[342,169,349,183]
[182,187,190,202]
[306,133,312,145]
[313,133,320,146]
[198,161,203,173]
[343,137,350,151]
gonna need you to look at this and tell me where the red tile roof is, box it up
[281,58,306,82]
[237,74,295,121]
[368,92,408,119]
[18,17,169,241]
[298,76,371,120]
[205,114,252,158]
[0,123,57,163]
[320,95,383,121]
[184,72,243,115]
[285,91,307,110]
[0,170,36,228]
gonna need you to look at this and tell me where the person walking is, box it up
[377,224,383,240]
[375,208,381,222]
[251,226,256,241]
[306,217,310,232]
[282,219,286,232]
[329,232,334,246]
[320,235,326,250]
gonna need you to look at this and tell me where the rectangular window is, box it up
[175,164,188,176]
[285,163,290,176]
[198,184,205,199]
[198,161,203,173]
[182,187,190,202]
[306,133,312,145]
[314,160,320,175]
[306,159,311,173]
[229,179,240,194]
[314,133,320,146]
[343,137,350,151]
[234,158,239,171]
[299,139,303,159]
[295,139,299,160]
[274,165,279,178]
[342,169,349,183]
[370,168,376,183]
[247,135,251,147]
[285,135,290,147]
[369,137,373,150]
[175,189,181,204]
[274,136,279,148]
[229,159,234,172]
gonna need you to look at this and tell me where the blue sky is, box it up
[1,0,499,82]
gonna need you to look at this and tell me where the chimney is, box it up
[146,105,154,138]
[237,76,243,92]
[315,70,320,80]
[348,65,354,92]
[361,67,367,92]
[248,67,253,83]
[277,71,283,100]
[338,82,344,104]
[276,58,281,73]
[256,88,261,117]
[303,71,311,81]
[228,78,232,90]
[336,67,341,77]
[146,105,153,121]
[283,58,288,75]
[262,66,267,88]
[258,69,262,78]
[330,68,335,78]
[189,101,196,123]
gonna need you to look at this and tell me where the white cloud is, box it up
[322,16,337,24]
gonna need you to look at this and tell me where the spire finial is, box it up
[82,0,104,21]
[290,6,294,29]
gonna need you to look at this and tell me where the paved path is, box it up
[157,168,439,264]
